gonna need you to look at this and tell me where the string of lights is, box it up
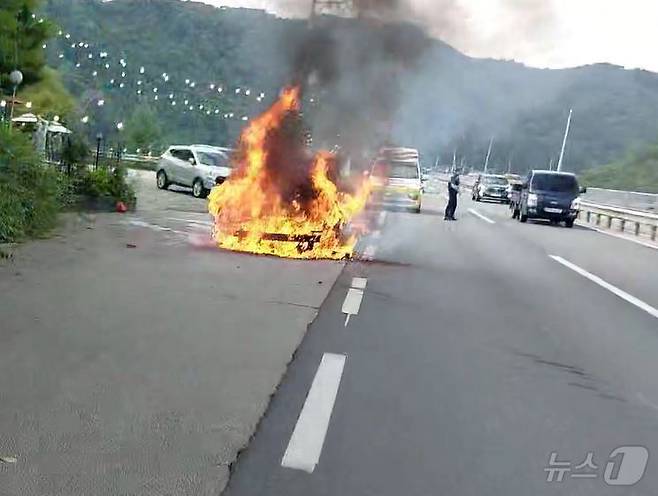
[42,25,319,131]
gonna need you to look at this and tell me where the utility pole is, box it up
[548,157,554,171]
[483,136,494,173]
[557,108,573,172]
[452,148,457,172]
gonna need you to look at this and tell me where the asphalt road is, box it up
[225,193,658,495]
[0,171,344,496]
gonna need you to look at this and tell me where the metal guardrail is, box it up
[87,149,160,164]
[578,202,658,241]
[122,153,159,163]
[582,188,658,212]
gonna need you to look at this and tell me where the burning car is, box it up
[207,86,371,260]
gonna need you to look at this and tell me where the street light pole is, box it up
[95,133,103,170]
[557,109,573,172]
[484,136,494,173]
[8,69,23,130]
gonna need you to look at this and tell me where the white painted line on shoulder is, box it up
[351,277,368,290]
[168,217,214,227]
[281,353,347,473]
[577,222,658,251]
[550,255,658,320]
[468,209,496,224]
[127,219,186,235]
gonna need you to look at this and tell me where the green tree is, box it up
[18,66,74,117]
[124,105,162,154]
[0,0,55,90]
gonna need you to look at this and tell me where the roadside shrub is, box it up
[0,127,63,242]
[76,165,136,206]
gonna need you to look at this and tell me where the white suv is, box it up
[156,144,234,198]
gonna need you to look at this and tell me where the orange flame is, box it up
[208,86,370,259]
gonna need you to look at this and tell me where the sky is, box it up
[196,0,658,72]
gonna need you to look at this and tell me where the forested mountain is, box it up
[41,0,658,175]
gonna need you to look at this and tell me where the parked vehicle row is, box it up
[470,170,585,228]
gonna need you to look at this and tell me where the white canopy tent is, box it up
[11,112,39,124]
[47,122,72,134]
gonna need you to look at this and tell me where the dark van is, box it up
[518,170,586,228]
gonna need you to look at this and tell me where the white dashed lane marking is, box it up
[281,353,347,474]
[342,289,364,327]
[468,208,496,224]
[550,255,658,320]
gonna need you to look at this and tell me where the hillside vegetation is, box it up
[41,0,658,179]
[581,144,658,193]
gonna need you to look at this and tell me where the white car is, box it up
[156,144,234,198]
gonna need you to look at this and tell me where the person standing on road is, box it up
[444,171,460,220]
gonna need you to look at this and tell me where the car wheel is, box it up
[192,179,208,199]
[565,219,575,228]
[156,170,169,190]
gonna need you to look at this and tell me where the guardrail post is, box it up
[635,222,641,236]
[652,225,657,241]
[607,216,613,229]
[586,211,591,223]
[596,213,601,226]
[619,219,625,232]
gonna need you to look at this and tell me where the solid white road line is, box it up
[281,353,347,473]
[168,217,214,227]
[550,255,658,320]
[127,219,186,235]
[576,222,658,251]
[351,277,368,290]
[468,209,496,224]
